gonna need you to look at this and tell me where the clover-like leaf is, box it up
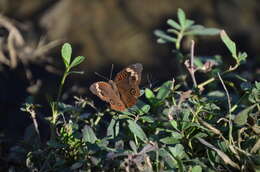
[61,43,72,68]
[167,19,181,30]
[154,30,177,43]
[70,56,85,69]
[177,8,186,28]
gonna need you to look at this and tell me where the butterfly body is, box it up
[89,63,143,111]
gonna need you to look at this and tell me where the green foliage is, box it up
[154,8,220,50]
[7,9,260,172]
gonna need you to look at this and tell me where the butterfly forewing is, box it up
[89,82,126,111]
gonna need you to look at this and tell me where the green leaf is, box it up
[159,148,176,168]
[145,88,155,100]
[82,125,97,143]
[160,136,180,145]
[184,19,195,29]
[220,30,237,59]
[127,120,148,142]
[67,71,84,75]
[167,19,181,30]
[169,120,178,130]
[157,38,167,44]
[168,144,185,159]
[191,165,202,172]
[234,104,256,126]
[156,81,173,100]
[107,118,119,138]
[186,28,220,36]
[61,43,72,67]
[70,56,85,68]
[177,8,186,28]
[140,116,154,123]
[154,30,177,43]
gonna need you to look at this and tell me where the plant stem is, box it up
[218,73,233,145]
[57,69,69,102]
[197,63,239,90]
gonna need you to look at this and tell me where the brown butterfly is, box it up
[89,63,143,111]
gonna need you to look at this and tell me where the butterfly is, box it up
[89,63,143,111]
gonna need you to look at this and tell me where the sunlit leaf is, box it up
[156,81,173,100]
[167,19,181,30]
[177,8,186,28]
[220,30,237,59]
[70,56,85,68]
[191,165,202,172]
[61,43,72,68]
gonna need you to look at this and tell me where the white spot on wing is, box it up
[126,68,138,80]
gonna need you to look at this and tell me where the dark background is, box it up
[0,0,259,142]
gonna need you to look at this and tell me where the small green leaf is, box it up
[168,144,185,159]
[67,71,84,75]
[184,19,195,29]
[186,28,220,36]
[177,8,186,28]
[145,88,155,100]
[107,118,119,138]
[169,120,178,130]
[160,137,180,145]
[234,104,256,126]
[70,56,85,68]
[127,120,147,142]
[82,125,97,143]
[61,43,72,67]
[220,30,237,59]
[167,19,181,30]
[191,165,202,172]
[154,30,177,43]
[157,38,167,44]
[159,148,176,168]
[140,116,154,123]
[156,81,173,100]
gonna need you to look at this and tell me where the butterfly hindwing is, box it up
[89,82,126,111]
[114,63,143,107]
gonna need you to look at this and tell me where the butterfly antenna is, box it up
[94,72,109,81]
[109,64,114,80]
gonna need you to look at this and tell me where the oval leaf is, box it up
[167,19,181,30]
[82,125,97,143]
[61,43,72,67]
[177,8,186,28]
[70,56,85,68]
[234,104,256,126]
[156,81,173,100]
[127,120,147,142]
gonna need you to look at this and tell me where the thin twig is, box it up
[218,73,231,112]
[184,40,197,87]
[218,72,233,144]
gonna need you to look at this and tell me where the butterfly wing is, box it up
[89,82,126,111]
[114,63,143,108]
